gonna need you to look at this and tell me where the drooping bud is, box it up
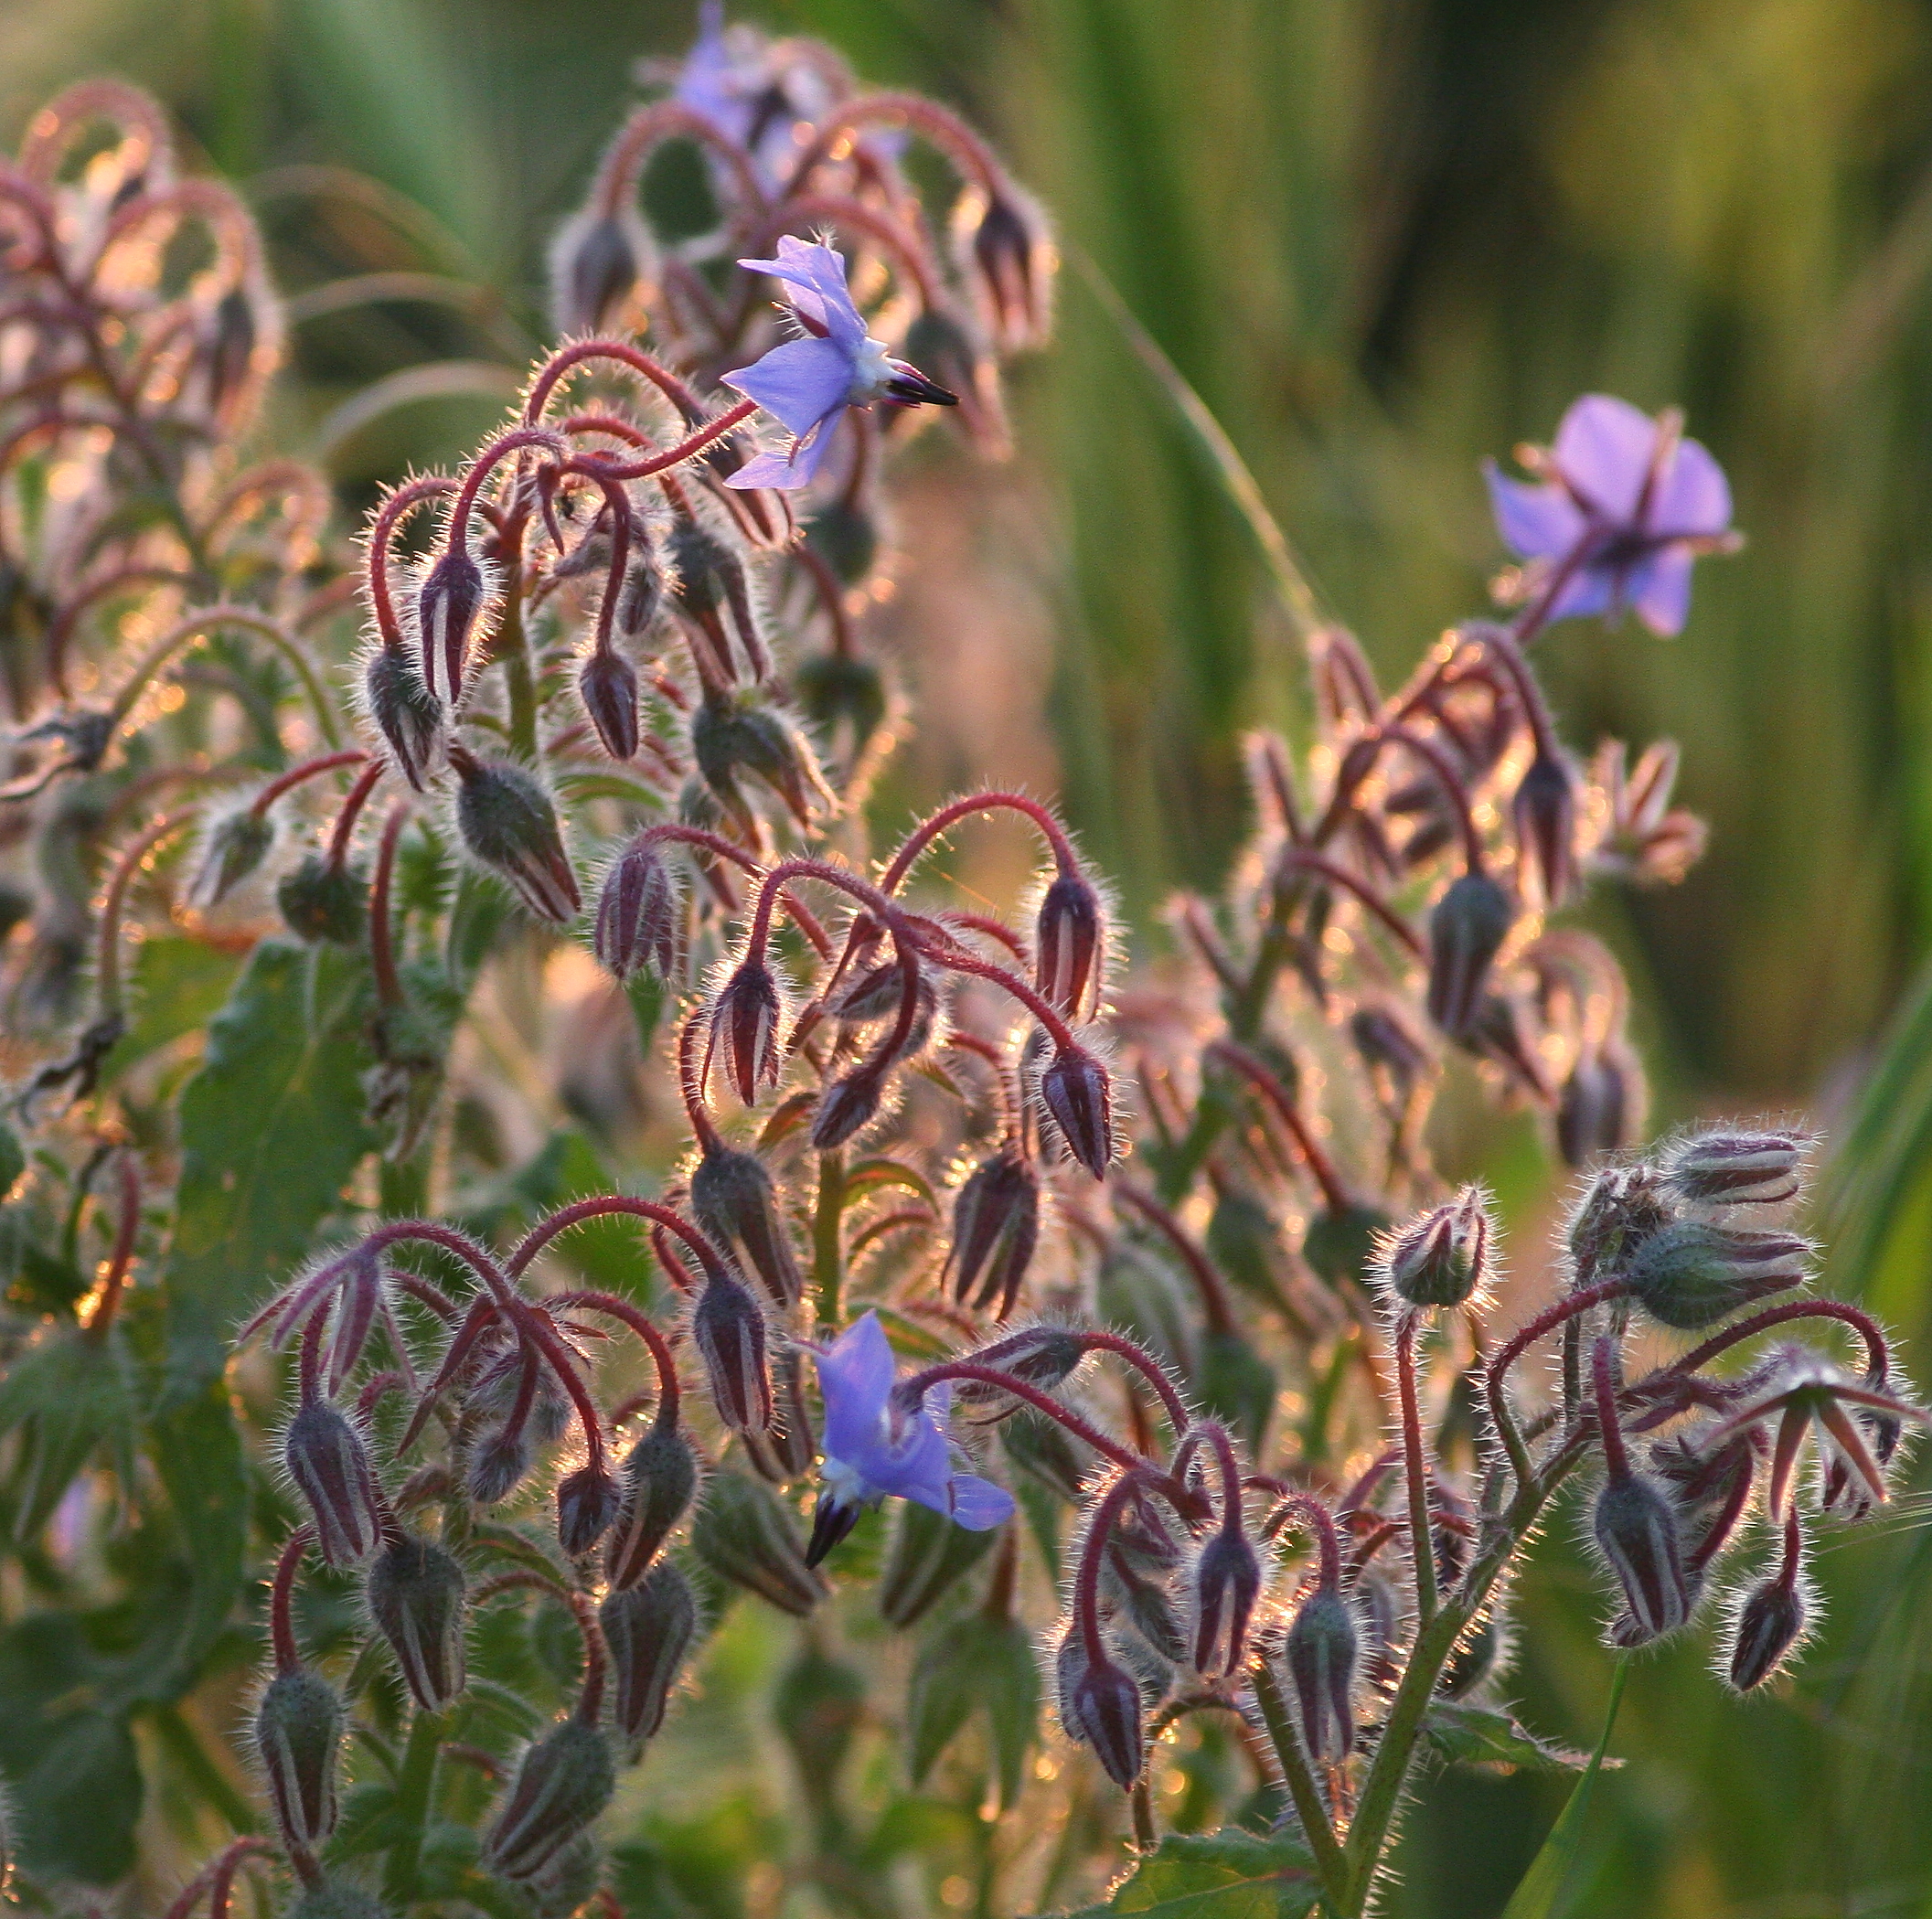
[709,961,783,1105]
[945,1147,1041,1319]
[955,180,1057,353]
[1592,1471,1692,1642]
[690,1143,803,1308]
[485,1718,616,1883]
[601,1562,698,1743]
[577,648,640,761]
[548,205,655,336]
[877,1498,1000,1629]
[1663,1129,1809,1207]
[1039,1045,1113,1178]
[1512,753,1579,907]
[1567,1165,1672,1289]
[899,305,1006,456]
[690,685,836,833]
[1426,871,1514,1039]
[255,1667,344,1849]
[1726,1568,1808,1691]
[1285,1585,1359,1764]
[793,649,887,769]
[690,1471,827,1615]
[669,521,769,682]
[1626,1221,1810,1332]
[279,854,368,946]
[1190,1529,1262,1677]
[452,752,581,923]
[192,806,275,908]
[1554,1038,1645,1167]
[468,1427,533,1506]
[773,1642,869,1811]
[1380,1186,1492,1311]
[283,1400,382,1568]
[690,1274,774,1433]
[1067,1642,1147,1790]
[556,1463,622,1558]
[592,834,678,982]
[604,1417,700,1592]
[952,1327,1092,1422]
[365,1531,468,1711]
[1350,999,1432,1105]
[1035,868,1105,1020]
[416,544,489,703]
[363,646,443,792]
[810,1065,885,1150]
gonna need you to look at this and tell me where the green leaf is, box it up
[6,1707,144,1885]
[1044,1828,1319,1917]
[1417,1701,1593,1773]
[906,1612,1039,1809]
[110,935,244,1076]
[0,1328,137,1541]
[878,1497,999,1629]
[0,1116,23,1197]
[1498,1660,1628,1919]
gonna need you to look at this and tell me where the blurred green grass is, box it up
[8,0,1932,1911]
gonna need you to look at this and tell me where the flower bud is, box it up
[1555,1038,1645,1167]
[1626,1221,1810,1332]
[283,1400,382,1568]
[691,1275,774,1433]
[556,1463,622,1558]
[669,521,768,680]
[468,1427,532,1505]
[955,181,1056,353]
[803,491,881,582]
[1425,871,1514,1039]
[690,1143,803,1308]
[601,1562,698,1743]
[1190,1529,1262,1677]
[793,649,887,768]
[877,1497,999,1629]
[1663,1129,1809,1207]
[1285,1585,1359,1764]
[945,1147,1041,1319]
[1592,1471,1692,1642]
[773,1642,869,1809]
[1726,1570,1807,1691]
[1381,1186,1492,1310]
[1567,1165,1673,1288]
[1036,869,1105,1020]
[255,1666,344,1849]
[417,544,489,703]
[279,854,368,945]
[690,1471,827,1615]
[192,806,274,908]
[1066,1641,1147,1790]
[453,752,581,923]
[690,686,835,833]
[548,205,654,336]
[899,305,1007,456]
[710,962,783,1105]
[811,1065,885,1150]
[1039,1045,1113,1178]
[486,1718,615,1883]
[363,646,443,792]
[577,648,639,761]
[1512,753,1578,907]
[605,1417,700,1592]
[366,1531,468,1711]
[1350,1000,1432,1104]
[593,834,678,983]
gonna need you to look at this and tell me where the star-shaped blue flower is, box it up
[806,1310,1014,1564]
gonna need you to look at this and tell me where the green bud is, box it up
[278,854,368,944]
[366,1532,467,1711]
[1380,1187,1492,1310]
[802,497,880,584]
[451,751,581,923]
[602,1562,698,1743]
[486,1719,615,1883]
[192,806,275,908]
[792,650,887,769]
[1625,1220,1810,1331]
[690,1142,803,1309]
[255,1666,344,1849]
[773,1641,867,1812]
[691,1472,826,1615]
[690,685,835,834]
[878,1495,999,1629]
[604,1416,699,1592]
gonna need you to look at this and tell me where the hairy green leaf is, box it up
[1418,1700,1593,1773]
[1047,1828,1319,1917]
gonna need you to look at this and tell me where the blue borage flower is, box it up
[723,236,955,490]
[806,1310,1014,1564]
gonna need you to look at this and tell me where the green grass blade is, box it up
[1498,1659,1628,1919]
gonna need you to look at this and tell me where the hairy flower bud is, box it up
[601,1562,698,1743]
[1190,1529,1262,1677]
[283,1400,382,1568]
[255,1667,344,1849]
[1555,1038,1645,1167]
[605,1417,700,1592]
[955,180,1056,352]
[1626,1221,1810,1331]
[1286,1585,1359,1764]
[1663,1129,1809,1207]
[691,1471,827,1615]
[1512,753,1579,907]
[193,806,274,908]
[366,1532,468,1711]
[1040,1045,1113,1178]
[811,1065,885,1150]
[453,752,581,923]
[1726,1570,1808,1691]
[468,1427,533,1506]
[577,648,639,761]
[279,854,368,946]
[691,1274,774,1433]
[548,205,654,336]
[710,962,783,1106]
[690,686,835,833]
[669,522,767,677]
[593,834,678,982]
[1592,1471,1692,1642]
[486,1718,615,1883]
[1381,1186,1492,1310]
[793,649,888,766]
[1426,871,1515,1039]
[690,1143,803,1309]
[417,544,488,703]
[1075,1650,1147,1790]
[556,1463,622,1558]
[363,646,443,792]
[945,1147,1041,1319]
[1034,869,1106,1021]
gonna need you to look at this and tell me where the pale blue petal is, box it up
[946,1475,1017,1531]
[1630,545,1695,636]
[816,1311,894,1458]
[1548,560,1617,624]
[1485,464,1585,561]
[737,238,865,349]
[1651,437,1731,540]
[723,336,853,437]
[1552,393,1658,523]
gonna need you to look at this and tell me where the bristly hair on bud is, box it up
[1033,863,1109,1022]
[1662,1127,1812,1208]
[1284,1584,1360,1764]
[191,805,275,910]
[602,1562,698,1743]
[449,747,582,924]
[415,537,496,704]
[1625,1220,1812,1331]
[945,1146,1041,1320]
[592,832,680,983]
[1189,1526,1264,1678]
[810,1063,888,1150]
[360,644,444,793]
[485,1718,616,1884]
[254,1667,344,1850]
[690,1142,804,1309]
[1037,1043,1115,1179]
[556,1463,623,1558]
[705,956,787,1106]
[1055,1626,1147,1790]
[365,1530,468,1711]
[283,1399,383,1569]
[951,175,1057,354]
[1592,1471,1694,1644]
[1376,1185,1495,1312]
[547,202,656,336]
[1555,1034,1647,1168]
[578,646,641,761]
[1721,1518,1813,1692]
[605,1415,701,1592]
[1426,871,1515,1039]
[690,1273,774,1434]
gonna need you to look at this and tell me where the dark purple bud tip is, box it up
[1626,1221,1810,1331]
[1425,871,1514,1039]
[366,1531,468,1711]
[1036,868,1106,1019]
[452,752,581,923]
[417,544,489,704]
[1070,1650,1147,1790]
[945,1147,1041,1320]
[557,1463,623,1558]
[593,834,678,983]
[363,645,444,793]
[1727,1571,1807,1691]
[1512,752,1579,907]
[1663,1129,1809,1207]
[255,1667,345,1850]
[578,647,640,761]
[810,1066,885,1150]
[883,362,959,407]
[1381,1185,1492,1311]
[605,1418,699,1592]
[1286,1584,1360,1764]
[691,1143,804,1309]
[1040,1044,1114,1178]
[805,1487,867,1569]
[691,1274,774,1434]
[1592,1471,1692,1642]
[486,1718,616,1884]
[1190,1529,1263,1677]
[710,962,784,1106]
[283,1399,382,1569]
[602,1562,698,1743]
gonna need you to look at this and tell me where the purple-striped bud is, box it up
[1036,869,1105,1020]
[556,1463,622,1558]
[452,753,581,923]
[1726,1569,1807,1691]
[691,1274,774,1433]
[957,179,1056,352]
[468,1428,532,1506]
[1592,1471,1692,1642]
[690,1144,803,1308]
[1626,1221,1810,1331]
[1285,1585,1359,1764]
[1555,1039,1645,1167]
[1663,1130,1809,1207]
[1190,1529,1262,1677]
[1040,1045,1113,1178]
[593,834,678,983]
[710,962,783,1106]
[283,1400,382,1568]
[604,1417,699,1592]
[417,544,488,703]
[485,1718,615,1883]
[578,648,639,761]
[255,1667,344,1849]
[690,1471,827,1615]
[945,1147,1041,1319]
[1063,1638,1146,1790]
[1512,753,1578,907]
[601,1562,697,1743]
[279,854,368,946]
[810,1066,885,1150]
[362,645,444,793]
[1350,999,1432,1103]
[614,547,667,639]
[366,1531,468,1711]
[1426,872,1514,1039]
[1380,1186,1492,1311]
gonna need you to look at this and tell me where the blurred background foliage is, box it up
[7,0,1932,1913]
